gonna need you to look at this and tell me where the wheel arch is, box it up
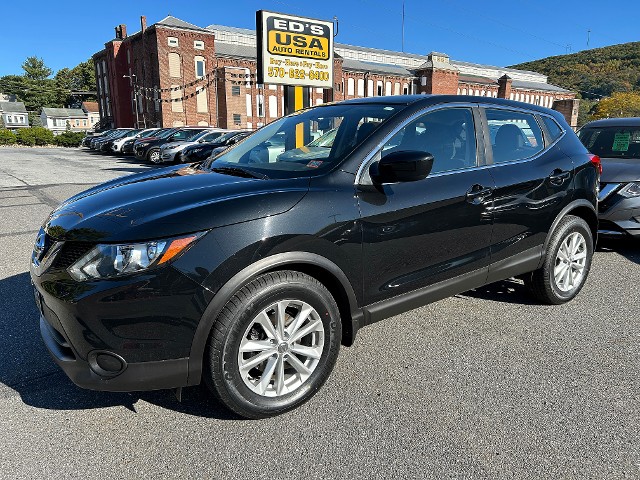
[186,252,363,386]
[542,199,597,263]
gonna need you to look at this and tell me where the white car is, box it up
[159,128,229,163]
[111,128,158,153]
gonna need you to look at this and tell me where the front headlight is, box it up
[68,233,204,281]
[620,182,640,198]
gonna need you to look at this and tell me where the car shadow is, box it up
[597,237,640,266]
[459,277,538,305]
[0,271,239,420]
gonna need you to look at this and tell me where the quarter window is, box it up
[541,115,563,143]
[485,109,544,163]
[383,107,477,173]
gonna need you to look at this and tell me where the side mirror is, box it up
[370,150,434,183]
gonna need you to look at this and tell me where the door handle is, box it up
[548,170,571,186]
[466,185,493,204]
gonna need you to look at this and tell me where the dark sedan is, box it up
[578,117,640,238]
[182,131,251,163]
[134,127,208,164]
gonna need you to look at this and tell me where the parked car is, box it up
[578,117,640,238]
[90,129,131,150]
[134,127,209,164]
[82,130,112,147]
[122,128,172,156]
[31,95,599,419]
[159,128,228,164]
[112,128,159,154]
[99,129,140,153]
[182,131,251,163]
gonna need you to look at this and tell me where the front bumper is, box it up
[31,244,212,392]
[40,314,189,391]
[598,195,640,238]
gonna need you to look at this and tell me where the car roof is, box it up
[582,117,640,128]
[332,94,561,116]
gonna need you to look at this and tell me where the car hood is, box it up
[162,140,196,151]
[44,165,310,243]
[600,157,640,183]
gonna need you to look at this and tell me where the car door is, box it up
[356,105,495,314]
[480,106,574,282]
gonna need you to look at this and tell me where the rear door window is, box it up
[485,109,544,163]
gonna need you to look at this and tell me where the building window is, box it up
[403,84,408,95]
[347,78,354,96]
[233,113,241,125]
[195,56,205,79]
[196,88,208,113]
[168,37,179,47]
[171,84,183,112]
[231,86,241,96]
[194,40,204,50]
[385,81,391,96]
[377,84,383,96]
[168,53,181,78]
[269,95,277,118]
[83,120,87,126]
[6,115,12,123]
[357,79,364,97]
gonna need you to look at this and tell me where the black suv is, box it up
[134,127,208,164]
[31,96,599,418]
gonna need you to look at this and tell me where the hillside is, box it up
[510,42,640,100]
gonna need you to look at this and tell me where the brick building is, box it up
[93,15,579,131]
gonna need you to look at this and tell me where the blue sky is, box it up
[1,0,639,78]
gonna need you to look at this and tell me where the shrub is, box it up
[53,132,85,147]
[16,127,55,146]
[16,128,36,146]
[0,129,17,145]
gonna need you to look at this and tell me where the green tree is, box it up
[22,56,53,80]
[592,92,640,119]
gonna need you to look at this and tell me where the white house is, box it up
[0,101,29,129]
[40,107,90,134]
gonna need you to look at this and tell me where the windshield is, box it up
[201,103,403,178]
[578,126,640,159]
[170,129,208,142]
[155,128,177,139]
[199,131,226,143]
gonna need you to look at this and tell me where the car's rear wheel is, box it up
[204,271,341,419]
[147,148,161,164]
[525,215,593,304]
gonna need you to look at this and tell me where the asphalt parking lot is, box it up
[0,146,638,479]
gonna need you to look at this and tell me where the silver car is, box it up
[159,128,229,163]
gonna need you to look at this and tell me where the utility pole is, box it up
[402,1,405,52]
[587,29,591,47]
[123,74,140,128]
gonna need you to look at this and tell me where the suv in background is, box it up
[31,95,598,419]
[134,127,209,164]
[578,117,640,238]
[182,130,251,163]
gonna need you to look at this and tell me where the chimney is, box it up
[140,16,147,32]
[497,74,513,99]
[115,24,127,40]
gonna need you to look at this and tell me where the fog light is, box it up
[88,351,127,377]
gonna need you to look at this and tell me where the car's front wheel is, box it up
[147,148,161,164]
[525,215,593,304]
[204,271,341,418]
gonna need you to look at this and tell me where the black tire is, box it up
[204,271,341,419]
[525,215,593,304]
[147,148,161,164]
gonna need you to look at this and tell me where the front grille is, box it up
[53,242,96,269]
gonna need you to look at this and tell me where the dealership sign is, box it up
[256,11,334,89]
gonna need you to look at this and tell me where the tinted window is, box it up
[486,109,544,163]
[578,126,640,159]
[541,116,563,143]
[201,131,225,142]
[383,107,477,173]
[202,103,404,178]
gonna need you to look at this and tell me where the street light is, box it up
[123,74,140,128]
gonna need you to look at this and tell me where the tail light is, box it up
[588,154,602,175]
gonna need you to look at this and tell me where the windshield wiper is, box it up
[211,166,268,179]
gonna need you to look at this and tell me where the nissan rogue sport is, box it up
[30,95,600,418]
